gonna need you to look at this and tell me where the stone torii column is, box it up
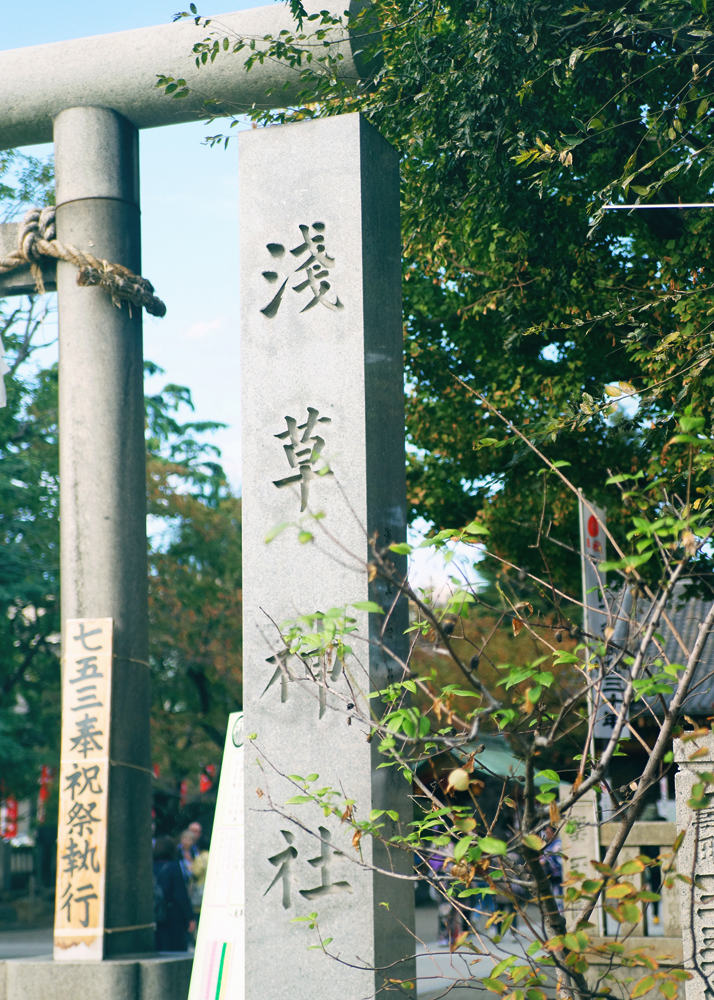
[0,5,364,984]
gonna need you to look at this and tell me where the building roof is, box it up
[654,590,714,716]
[452,735,550,786]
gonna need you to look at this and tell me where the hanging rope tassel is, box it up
[0,206,166,318]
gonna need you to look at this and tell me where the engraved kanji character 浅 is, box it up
[260,223,344,317]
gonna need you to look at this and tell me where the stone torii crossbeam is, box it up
[0,9,410,1000]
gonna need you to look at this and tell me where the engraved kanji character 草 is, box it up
[273,406,332,511]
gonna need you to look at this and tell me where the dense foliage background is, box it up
[174,0,714,605]
[0,154,243,825]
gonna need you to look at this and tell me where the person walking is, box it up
[188,820,205,849]
[178,829,198,884]
[153,836,196,952]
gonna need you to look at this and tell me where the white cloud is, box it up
[185,317,223,340]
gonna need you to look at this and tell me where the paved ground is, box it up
[0,927,53,960]
[415,905,555,1000]
[0,909,553,998]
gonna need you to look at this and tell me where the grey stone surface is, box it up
[0,222,56,296]
[674,732,714,999]
[54,107,153,956]
[240,112,414,999]
[0,955,191,1000]
[138,955,193,1000]
[0,4,363,151]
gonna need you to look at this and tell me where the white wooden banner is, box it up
[188,711,245,1000]
[54,618,112,960]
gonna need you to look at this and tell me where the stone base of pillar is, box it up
[0,954,192,1000]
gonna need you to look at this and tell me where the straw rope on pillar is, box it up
[0,205,166,316]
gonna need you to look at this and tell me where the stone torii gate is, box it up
[0,7,414,1000]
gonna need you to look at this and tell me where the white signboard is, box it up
[188,712,245,1000]
[54,618,112,960]
[579,495,607,645]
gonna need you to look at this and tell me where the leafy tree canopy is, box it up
[169,0,714,600]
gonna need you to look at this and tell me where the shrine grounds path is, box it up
[0,906,555,998]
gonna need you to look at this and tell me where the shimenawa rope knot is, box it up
[0,206,166,318]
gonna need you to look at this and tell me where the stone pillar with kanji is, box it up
[240,113,415,1000]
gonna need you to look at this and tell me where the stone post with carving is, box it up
[674,732,714,997]
[240,113,415,1000]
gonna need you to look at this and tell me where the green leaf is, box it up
[618,859,645,875]
[523,834,545,851]
[481,979,507,995]
[491,955,517,978]
[630,976,655,998]
[600,551,653,572]
[265,521,290,543]
[479,836,508,855]
[463,520,490,535]
[454,836,472,861]
[553,652,580,664]
[389,542,412,554]
[537,769,560,784]
[352,601,384,614]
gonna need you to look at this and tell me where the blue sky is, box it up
[5,3,481,592]
[6,1,276,489]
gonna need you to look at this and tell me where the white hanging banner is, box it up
[579,495,607,646]
[54,618,112,961]
[188,712,245,1000]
